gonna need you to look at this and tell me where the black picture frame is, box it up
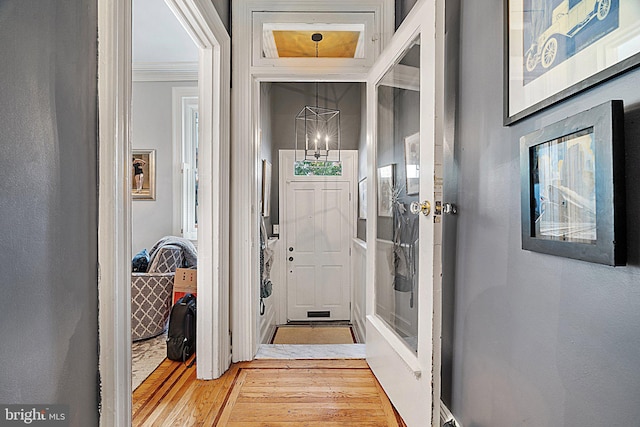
[520,100,626,265]
[504,0,640,125]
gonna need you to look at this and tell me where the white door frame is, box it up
[231,0,394,363]
[97,0,230,424]
[278,150,358,324]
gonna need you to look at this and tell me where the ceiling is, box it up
[132,0,198,64]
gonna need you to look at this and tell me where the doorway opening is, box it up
[130,0,200,393]
[255,82,366,357]
[97,0,230,424]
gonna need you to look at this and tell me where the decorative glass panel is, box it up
[294,161,343,176]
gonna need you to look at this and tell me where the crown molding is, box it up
[132,61,198,81]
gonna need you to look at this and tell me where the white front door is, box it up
[280,150,358,323]
[285,180,351,321]
[365,2,444,426]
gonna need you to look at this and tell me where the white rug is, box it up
[132,333,167,391]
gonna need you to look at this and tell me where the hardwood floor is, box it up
[133,358,406,426]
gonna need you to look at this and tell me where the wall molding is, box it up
[351,238,367,343]
[165,0,232,380]
[97,0,132,425]
[132,61,198,81]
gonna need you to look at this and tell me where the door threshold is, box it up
[255,343,366,360]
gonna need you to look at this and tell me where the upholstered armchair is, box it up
[131,244,183,341]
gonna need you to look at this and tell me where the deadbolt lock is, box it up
[435,201,458,215]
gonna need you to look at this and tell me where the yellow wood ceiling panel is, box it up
[272,31,360,58]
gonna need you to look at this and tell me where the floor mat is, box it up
[272,325,355,344]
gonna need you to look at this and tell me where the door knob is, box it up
[289,247,294,252]
[410,200,431,217]
[288,256,294,261]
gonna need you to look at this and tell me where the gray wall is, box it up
[441,0,461,408]
[452,1,640,426]
[131,80,197,253]
[0,1,99,425]
[211,0,229,31]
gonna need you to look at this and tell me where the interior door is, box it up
[286,180,351,321]
[365,2,443,426]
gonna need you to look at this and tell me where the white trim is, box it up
[98,0,131,425]
[132,61,198,81]
[367,315,422,377]
[231,0,255,362]
[165,0,231,379]
[351,237,367,343]
[172,86,199,237]
[232,0,393,364]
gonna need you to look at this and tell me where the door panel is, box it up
[287,181,351,321]
[365,1,443,426]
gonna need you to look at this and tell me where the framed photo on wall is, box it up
[359,178,367,219]
[377,164,394,217]
[132,149,156,200]
[404,132,420,195]
[520,100,625,265]
[505,0,640,124]
[262,159,272,217]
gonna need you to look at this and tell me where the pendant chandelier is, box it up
[295,33,341,162]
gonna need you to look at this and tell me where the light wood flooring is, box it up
[133,357,406,426]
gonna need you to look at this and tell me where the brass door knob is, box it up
[410,200,431,217]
